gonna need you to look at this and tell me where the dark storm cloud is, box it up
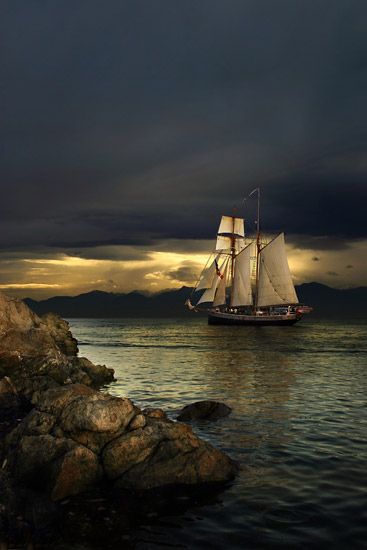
[1,0,367,254]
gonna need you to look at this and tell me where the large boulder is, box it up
[177,401,232,422]
[3,384,238,500]
[103,417,237,490]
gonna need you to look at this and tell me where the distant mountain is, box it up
[24,283,367,319]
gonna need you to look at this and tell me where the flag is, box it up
[215,259,224,279]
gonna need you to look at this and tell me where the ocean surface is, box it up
[67,317,367,549]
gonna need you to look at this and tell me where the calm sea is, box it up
[67,317,367,549]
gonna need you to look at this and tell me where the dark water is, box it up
[68,317,367,549]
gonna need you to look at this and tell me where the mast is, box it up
[230,215,235,306]
[253,188,261,310]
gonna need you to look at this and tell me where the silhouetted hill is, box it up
[24,283,367,319]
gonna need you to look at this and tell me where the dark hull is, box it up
[208,311,301,326]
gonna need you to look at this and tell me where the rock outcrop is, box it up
[4,385,237,502]
[0,291,238,542]
[177,401,232,421]
[0,293,114,396]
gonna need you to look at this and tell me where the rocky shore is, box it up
[0,293,237,546]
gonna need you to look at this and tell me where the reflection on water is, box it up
[66,317,367,548]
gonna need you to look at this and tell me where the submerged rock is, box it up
[177,401,232,421]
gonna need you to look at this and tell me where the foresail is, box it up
[197,277,219,304]
[197,258,227,304]
[257,233,298,306]
[213,260,229,306]
[231,243,253,306]
[197,256,218,290]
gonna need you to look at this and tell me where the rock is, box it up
[0,376,20,422]
[102,418,237,490]
[0,293,59,357]
[0,291,238,507]
[143,407,167,420]
[0,293,114,395]
[128,413,146,431]
[59,392,137,453]
[41,312,78,356]
[12,434,99,501]
[73,357,115,387]
[177,401,232,422]
[32,384,96,417]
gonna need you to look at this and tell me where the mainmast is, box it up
[250,188,261,310]
[229,215,236,306]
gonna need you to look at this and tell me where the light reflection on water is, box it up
[69,317,367,548]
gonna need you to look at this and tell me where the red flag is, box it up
[215,259,224,279]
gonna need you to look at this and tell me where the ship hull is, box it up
[208,311,301,326]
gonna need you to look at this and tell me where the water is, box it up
[68,317,367,548]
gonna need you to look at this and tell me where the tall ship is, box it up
[186,189,312,325]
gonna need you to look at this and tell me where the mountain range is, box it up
[24,283,367,319]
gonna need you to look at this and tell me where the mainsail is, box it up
[257,233,298,306]
[231,243,253,306]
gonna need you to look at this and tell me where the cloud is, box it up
[1,1,367,295]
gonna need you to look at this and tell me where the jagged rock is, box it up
[177,401,232,422]
[0,293,114,394]
[0,293,59,357]
[102,417,237,490]
[72,357,115,387]
[41,312,78,356]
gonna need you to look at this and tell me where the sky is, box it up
[1,0,367,298]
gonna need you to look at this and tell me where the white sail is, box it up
[216,235,246,252]
[197,256,218,290]
[235,237,246,253]
[231,243,253,306]
[197,257,227,303]
[213,260,229,306]
[257,233,298,306]
[216,235,231,251]
[197,276,219,304]
[218,216,244,236]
